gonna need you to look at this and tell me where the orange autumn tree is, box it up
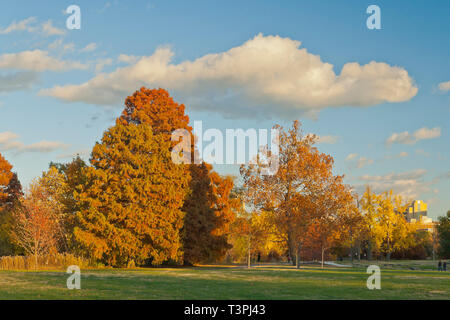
[305,177,356,267]
[74,121,189,267]
[0,153,13,206]
[119,87,237,265]
[0,154,23,255]
[240,120,336,268]
[11,177,63,267]
[181,163,239,264]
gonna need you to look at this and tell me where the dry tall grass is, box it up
[0,253,99,270]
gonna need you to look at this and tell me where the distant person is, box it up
[438,260,442,271]
[257,252,261,263]
[444,261,447,272]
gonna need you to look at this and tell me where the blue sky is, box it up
[0,0,448,219]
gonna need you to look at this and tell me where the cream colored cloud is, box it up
[95,58,114,73]
[438,81,450,92]
[0,17,37,34]
[80,43,98,53]
[41,20,66,36]
[0,17,65,36]
[345,153,373,168]
[0,131,69,153]
[346,153,358,161]
[0,50,87,72]
[386,127,441,146]
[316,135,339,144]
[357,169,430,200]
[39,34,418,117]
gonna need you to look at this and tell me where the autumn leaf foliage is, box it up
[119,87,237,265]
[0,153,13,205]
[74,120,189,266]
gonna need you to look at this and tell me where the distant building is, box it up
[404,200,437,233]
[405,200,428,222]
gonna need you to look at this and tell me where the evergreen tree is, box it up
[437,211,450,259]
[74,120,189,266]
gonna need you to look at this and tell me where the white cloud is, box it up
[41,20,66,36]
[0,131,69,154]
[21,141,69,153]
[62,43,75,53]
[415,149,430,157]
[316,135,339,144]
[118,54,140,64]
[356,157,374,168]
[0,132,19,144]
[0,17,37,34]
[0,50,87,72]
[438,81,450,92]
[357,169,430,200]
[39,34,418,118]
[0,72,39,92]
[346,153,358,161]
[345,153,373,168]
[48,38,64,50]
[386,127,441,146]
[80,43,98,53]
[95,58,114,73]
[0,17,65,37]
[56,148,91,159]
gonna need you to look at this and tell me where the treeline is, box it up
[0,88,239,268]
[0,87,448,268]
[228,123,445,265]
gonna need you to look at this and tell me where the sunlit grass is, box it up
[1,264,449,299]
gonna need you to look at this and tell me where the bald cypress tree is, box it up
[74,120,189,266]
[119,87,237,265]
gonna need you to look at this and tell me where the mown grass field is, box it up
[0,263,449,300]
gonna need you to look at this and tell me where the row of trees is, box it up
[229,122,444,266]
[0,87,448,267]
[0,88,239,267]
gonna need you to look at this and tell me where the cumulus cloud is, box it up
[41,20,66,36]
[0,131,69,154]
[39,34,418,118]
[0,17,37,34]
[56,148,91,159]
[0,50,87,72]
[0,72,39,92]
[316,135,339,144]
[117,54,140,64]
[438,81,450,92]
[386,127,441,146]
[345,153,373,168]
[80,43,98,53]
[357,169,430,200]
[95,58,114,73]
[0,17,65,36]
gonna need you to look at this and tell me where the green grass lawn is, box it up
[0,264,449,299]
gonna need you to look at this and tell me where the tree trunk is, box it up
[350,245,354,262]
[386,237,391,261]
[295,244,301,269]
[247,235,251,269]
[367,241,372,261]
[34,253,38,270]
[321,246,325,269]
[357,241,361,262]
